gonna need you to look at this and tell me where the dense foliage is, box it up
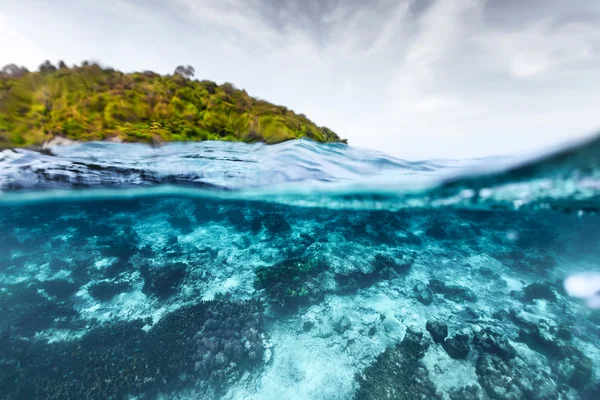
[0,61,344,147]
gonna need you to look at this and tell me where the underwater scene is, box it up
[1,138,600,399]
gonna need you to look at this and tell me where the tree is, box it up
[174,65,195,79]
[58,60,68,69]
[1,64,28,78]
[39,60,57,74]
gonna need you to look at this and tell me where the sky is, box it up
[1,0,599,159]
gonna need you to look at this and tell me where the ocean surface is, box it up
[1,138,600,399]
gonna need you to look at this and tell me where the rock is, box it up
[429,279,478,303]
[476,353,523,399]
[141,262,187,299]
[315,324,334,338]
[449,385,484,400]
[517,324,563,357]
[334,315,352,334]
[425,220,448,239]
[426,320,448,344]
[473,329,516,361]
[372,252,415,274]
[88,280,132,302]
[382,315,402,337]
[414,282,433,305]
[443,334,470,359]
[522,283,557,302]
[260,213,291,234]
[39,279,79,301]
[302,320,315,332]
[557,346,593,389]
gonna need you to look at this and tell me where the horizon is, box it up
[1,0,599,159]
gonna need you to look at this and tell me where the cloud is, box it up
[0,0,599,159]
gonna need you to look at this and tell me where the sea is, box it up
[1,137,599,399]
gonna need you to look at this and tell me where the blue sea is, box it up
[1,138,600,399]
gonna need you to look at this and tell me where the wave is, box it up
[1,135,599,212]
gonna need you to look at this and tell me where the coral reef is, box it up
[355,326,442,399]
[0,298,266,399]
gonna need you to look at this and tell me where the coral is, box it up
[88,280,132,301]
[492,249,557,274]
[254,258,325,310]
[449,385,484,400]
[0,298,265,399]
[335,251,414,293]
[192,298,266,388]
[354,326,442,399]
[425,219,449,239]
[0,282,77,337]
[476,353,523,399]
[141,262,187,299]
[473,328,516,362]
[556,346,593,389]
[258,213,292,234]
[38,279,79,301]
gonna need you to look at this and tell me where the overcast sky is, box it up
[1,0,599,159]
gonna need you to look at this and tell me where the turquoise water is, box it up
[1,138,600,399]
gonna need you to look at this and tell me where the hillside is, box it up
[0,62,344,148]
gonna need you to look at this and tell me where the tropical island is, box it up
[0,61,345,148]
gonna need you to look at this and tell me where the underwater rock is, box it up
[493,249,557,274]
[334,315,352,334]
[414,282,433,305]
[354,326,441,399]
[522,283,557,302]
[425,320,448,344]
[167,214,195,234]
[425,219,449,239]
[259,213,291,234]
[397,231,422,245]
[103,258,134,279]
[48,258,70,271]
[556,346,593,389]
[38,279,79,301]
[449,385,484,400]
[429,279,478,303]
[254,258,325,310]
[476,353,523,399]
[517,324,564,357]
[335,252,414,293]
[0,282,77,337]
[88,281,132,302]
[141,262,187,299]
[371,252,414,274]
[302,320,315,332]
[0,234,20,253]
[98,238,139,261]
[473,329,516,362]
[443,334,471,359]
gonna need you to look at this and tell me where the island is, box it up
[0,61,345,148]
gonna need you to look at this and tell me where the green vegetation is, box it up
[0,61,345,148]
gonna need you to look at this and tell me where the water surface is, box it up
[1,138,600,399]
